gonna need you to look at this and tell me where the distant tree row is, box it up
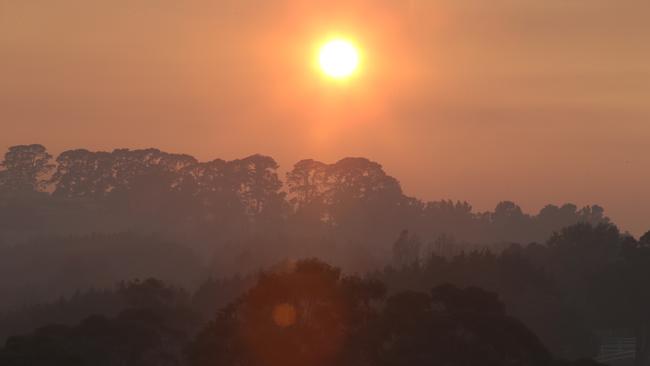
[0,144,609,250]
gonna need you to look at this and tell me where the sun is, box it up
[318,39,360,79]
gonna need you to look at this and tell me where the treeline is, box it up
[0,259,605,366]
[3,222,650,364]
[0,276,254,346]
[0,144,608,252]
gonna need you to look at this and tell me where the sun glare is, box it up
[318,39,360,79]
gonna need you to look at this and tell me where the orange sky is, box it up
[1,0,649,235]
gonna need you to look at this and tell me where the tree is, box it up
[378,245,598,360]
[230,155,286,221]
[585,230,650,366]
[375,284,553,366]
[545,222,621,293]
[286,157,416,246]
[286,159,329,231]
[188,259,600,366]
[392,230,421,267]
[118,278,189,310]
[286,159,328,211]
[188,259,385,366]
[0,307,197,366]
[420,200,475,242]
[0,144,53,194]
[51,149,114,198]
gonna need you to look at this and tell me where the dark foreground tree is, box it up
[0,278,200,366]
[0,259,606,366]
[188,259,386,366]
[0,307,199,366]
[188,259,598,366]
[583,230,650,366]
[374,284,553,366]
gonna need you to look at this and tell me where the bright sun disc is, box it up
[319,39,359,79]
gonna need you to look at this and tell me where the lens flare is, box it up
[272,303,297,327]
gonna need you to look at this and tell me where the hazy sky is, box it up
[1,0,649,235]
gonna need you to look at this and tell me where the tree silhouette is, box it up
[189,259,385,366]
[187,259,598,366]
[0,144,53,194]
[376,284,552,366]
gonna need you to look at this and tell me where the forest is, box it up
[0,144,646,366]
